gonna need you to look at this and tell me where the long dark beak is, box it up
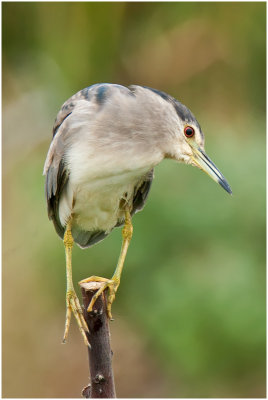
[191,146,232,194]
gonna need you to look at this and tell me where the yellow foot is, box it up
[79,276,119,320]
[63,289,90,347]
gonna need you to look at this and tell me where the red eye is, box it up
[184,126,195,138]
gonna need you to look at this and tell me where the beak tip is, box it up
[219,179,232,195]
[192,147,232,196]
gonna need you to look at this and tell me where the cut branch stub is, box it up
[79,281,116,398]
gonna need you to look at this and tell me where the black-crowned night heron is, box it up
[43,83,232,346]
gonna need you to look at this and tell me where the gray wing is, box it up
[115,169,154,228]
[52,83,134,137]
[44,83,143,248]
[132,169,154,214]
[44,131,70,239]
[44,85,108,244]
[44,105,70,239]
[52,86,95,137]
[44,87,93,237]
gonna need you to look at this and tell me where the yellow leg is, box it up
[80,207,133,320]
[63,220,89,346]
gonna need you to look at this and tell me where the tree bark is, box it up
[79,281,116,398]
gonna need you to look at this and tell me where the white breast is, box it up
[59,166,153,233]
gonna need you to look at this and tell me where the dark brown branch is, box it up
[79,281,116,398]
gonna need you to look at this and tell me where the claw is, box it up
[80,276,118,320]
[63,289,90,347]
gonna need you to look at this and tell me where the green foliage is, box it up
[3,2,265,398]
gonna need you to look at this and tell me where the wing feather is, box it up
[132,169,154,214]
[44,85,107,244]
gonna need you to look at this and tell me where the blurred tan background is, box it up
[2,2,265,398]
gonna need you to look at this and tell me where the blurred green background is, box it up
[2,2,266,398]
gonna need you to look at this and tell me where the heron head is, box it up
[168,98,232,195]
[179,121,232,194]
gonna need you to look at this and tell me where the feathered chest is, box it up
[59,164,152,233]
